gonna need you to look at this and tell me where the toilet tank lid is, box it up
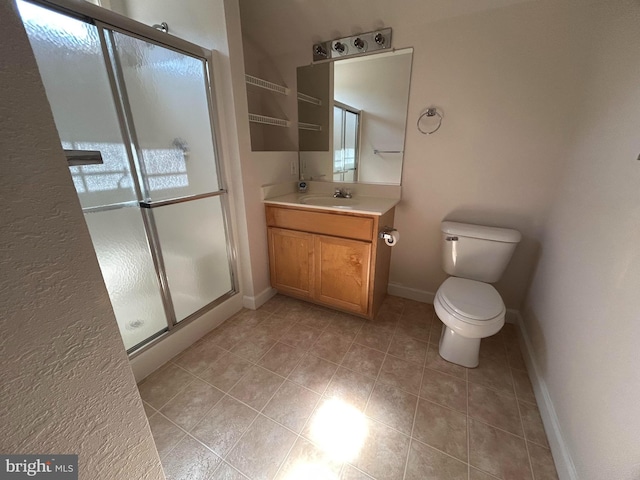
[441,221,522,243]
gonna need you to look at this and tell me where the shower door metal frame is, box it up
[24,0,240,356]
[333,101,361,182]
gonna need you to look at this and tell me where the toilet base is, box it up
[438,324,481,368]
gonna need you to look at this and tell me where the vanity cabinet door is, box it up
[314,234,371,315]
[268,227,314,298]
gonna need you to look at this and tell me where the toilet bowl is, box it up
[434,277,505,368]
[434,221,521,368]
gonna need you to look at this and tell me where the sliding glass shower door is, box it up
[18,0,236,352]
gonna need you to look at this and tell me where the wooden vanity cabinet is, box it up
[267,228,313,298]
[266,204,395,319]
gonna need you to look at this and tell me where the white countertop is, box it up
[263,192,400,216]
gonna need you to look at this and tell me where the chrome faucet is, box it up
[333,188,352,198]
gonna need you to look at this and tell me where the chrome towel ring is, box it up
[417,107,443,135]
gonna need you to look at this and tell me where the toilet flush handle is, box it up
[446,236,458,241]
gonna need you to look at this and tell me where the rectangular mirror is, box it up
[298,48,413,185]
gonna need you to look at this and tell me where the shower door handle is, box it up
[65,149,103,166]
[139,189,227,209]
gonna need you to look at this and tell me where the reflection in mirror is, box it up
[298,48,413,185]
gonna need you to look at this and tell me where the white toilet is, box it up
[434,221,521,368]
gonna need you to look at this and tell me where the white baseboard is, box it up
[243,286,277,310]
[387,283,435,304]
[388,282,521,325]
[514,311,578,480]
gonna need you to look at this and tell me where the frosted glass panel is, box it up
[111,32,220,201]
[18,1,136,208]
[84,207,167,350]
[152,197,232,322]
[19,2,236,353]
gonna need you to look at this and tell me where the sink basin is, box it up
[299,195,357,208]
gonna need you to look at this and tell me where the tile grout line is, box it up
[353,302,411,480]
[402,307,434,480]
[142,313,287,464]
[352,309,405,479]
[361,312,402,412]
[149,409,214,461]
[504,323,538,479]
[228,303,359,480]
[211,461,251,479]
[214,313,306,479]
[290,313,369,479]
[176,305,310,475]
[409,436,474,469]
[290,305,411,477]
[150,366,201,412]
[512,360,536,479]
[143,298,324,478]
[188,302,314,398]
[252,311,336,480]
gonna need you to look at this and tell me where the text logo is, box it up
[1,455,77,479]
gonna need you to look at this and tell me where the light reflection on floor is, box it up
[281,462,339,480]
[308,398,368,464]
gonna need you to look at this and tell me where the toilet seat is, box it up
[438,277,504,324]
[434,277,506,339]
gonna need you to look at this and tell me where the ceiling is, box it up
[238,0,537,59]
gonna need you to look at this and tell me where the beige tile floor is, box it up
[139,295,559,480]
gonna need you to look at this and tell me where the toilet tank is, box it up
[441,221,522,283]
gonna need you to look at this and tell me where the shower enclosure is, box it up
[18,0,237,353]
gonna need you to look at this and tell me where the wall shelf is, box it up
[245,74,289,96]
[297,92,322,106]
[298,122,322,132]
[248,113,290,128]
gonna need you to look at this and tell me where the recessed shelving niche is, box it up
[245,73,296,151]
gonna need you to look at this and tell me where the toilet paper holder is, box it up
[379,226,397,241]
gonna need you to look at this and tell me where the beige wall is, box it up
[522,2,640,479]
[238,0,596,309]
[388,1,591,308]
[237,2,640,477]
[0,2,163,477]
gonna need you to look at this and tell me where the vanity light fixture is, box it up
[353,37,367,52]
[312,27,392,62]
[333,41,347,55]
[313,43,328,59]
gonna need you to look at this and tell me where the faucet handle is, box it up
[344,189,352,198]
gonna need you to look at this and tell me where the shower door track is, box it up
[32,0,239,356]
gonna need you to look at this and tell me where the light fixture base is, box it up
[312,28,392,62]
